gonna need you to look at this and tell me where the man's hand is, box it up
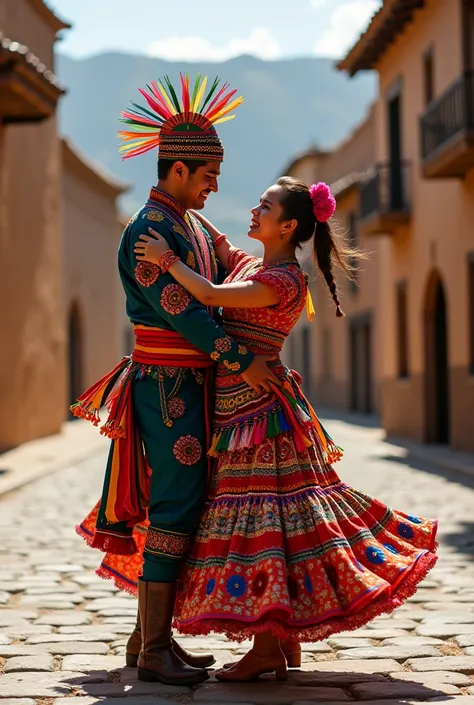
[242,355,282,394]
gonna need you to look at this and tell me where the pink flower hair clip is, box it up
[309,182,336,223]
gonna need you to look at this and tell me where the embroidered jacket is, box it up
[120,188,254,373]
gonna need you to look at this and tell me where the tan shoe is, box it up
[223,639,301,669]
[216,647,287,682]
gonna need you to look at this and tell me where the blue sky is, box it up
[49,0,382,60]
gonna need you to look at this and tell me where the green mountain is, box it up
[57,54,375,245]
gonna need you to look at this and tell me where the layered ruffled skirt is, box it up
[78,365,438,642]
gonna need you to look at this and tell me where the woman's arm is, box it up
[189,210,235,271]
[135,232,279,309]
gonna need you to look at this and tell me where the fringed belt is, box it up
[209,369,343,466]
[70,326,213,531]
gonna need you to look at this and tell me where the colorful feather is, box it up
[118,73,244,160]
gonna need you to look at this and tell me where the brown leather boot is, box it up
[125,607,141,667]
[172,638,216,669]
[125,606,215,669]
[137,580,209,685]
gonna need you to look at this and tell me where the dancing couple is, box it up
[74,72,438,687]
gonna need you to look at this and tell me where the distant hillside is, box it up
[57,54,375,245]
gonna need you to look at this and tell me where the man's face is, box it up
[181,161,221,210]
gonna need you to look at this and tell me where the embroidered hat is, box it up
[118,73,244,162]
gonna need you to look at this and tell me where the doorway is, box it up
[68,302,83,416]
[301,327,311,399]
[349,315,373,413]
[424,272,449,443]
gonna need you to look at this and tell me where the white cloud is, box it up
[313,0,380,59]
[147,28,281,62]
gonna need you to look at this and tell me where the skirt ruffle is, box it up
[76,502,145,595]
[172,430,438,642]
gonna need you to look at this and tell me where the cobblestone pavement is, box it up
[1,417,474,705]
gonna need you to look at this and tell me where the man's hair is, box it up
[157,158,209,181]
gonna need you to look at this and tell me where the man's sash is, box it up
[70,326,213,554]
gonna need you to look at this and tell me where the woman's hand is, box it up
[134,228,172,264]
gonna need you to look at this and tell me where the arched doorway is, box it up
[68,302,83,416]
[424,271,449,443]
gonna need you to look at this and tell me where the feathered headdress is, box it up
[118,73,244,161]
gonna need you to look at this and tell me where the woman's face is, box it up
[248,184,288,243]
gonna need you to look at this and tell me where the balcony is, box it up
[420,71,474,178]
[358,161,412,236]
[0,35,64,124]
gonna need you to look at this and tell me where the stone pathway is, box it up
[1,416,474,705]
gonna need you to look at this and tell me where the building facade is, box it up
[281,107,384,415]
[339,0,474,452]
[0,0,68,449]
[285,0,474,453]
[62,140,128,409]
[0,1,127,450]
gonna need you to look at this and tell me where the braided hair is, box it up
[277,176,361,317]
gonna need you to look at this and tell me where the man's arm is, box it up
[129,216,254,374]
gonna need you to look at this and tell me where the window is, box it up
[396,281,409,378]
[469,254,474,374]
[423,49,435,106]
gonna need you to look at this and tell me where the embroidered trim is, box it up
[143,210,165,222]
[173,225,186,236]
[223,360,241,372]
[135,261,160,287]
[145,525,190,559]
[173,435,203,466]
[215,337,233,353]
[186,251,197,269]
[161,284,192,315]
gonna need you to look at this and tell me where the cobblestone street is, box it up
[1,416,474,705]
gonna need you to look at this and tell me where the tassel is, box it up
[306,288,315,322]
[91,531,138,556]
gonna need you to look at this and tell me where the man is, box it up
[71,74,278,686]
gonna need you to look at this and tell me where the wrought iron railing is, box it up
[359,160,412,221]
[420,71,474,161]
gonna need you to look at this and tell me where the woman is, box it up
[78,177,437,682]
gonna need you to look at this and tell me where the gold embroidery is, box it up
[215,389,256,411]
[186,251,196,269]
[211,351,220,361]
[144,210,165,222]
[173,224,186,235]
[224,360,241,372]
[238,344,249,355]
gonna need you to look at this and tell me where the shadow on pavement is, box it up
[63,668,463,701]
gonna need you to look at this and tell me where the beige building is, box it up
[0,1,68,449]
[0,1,127,450]
[285,0,474,453]
[282,107,384,415]
[62,140,129,408]
[340,0,474,452]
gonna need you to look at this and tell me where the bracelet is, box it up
[158,249,180,273]
[214,233,227,247]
